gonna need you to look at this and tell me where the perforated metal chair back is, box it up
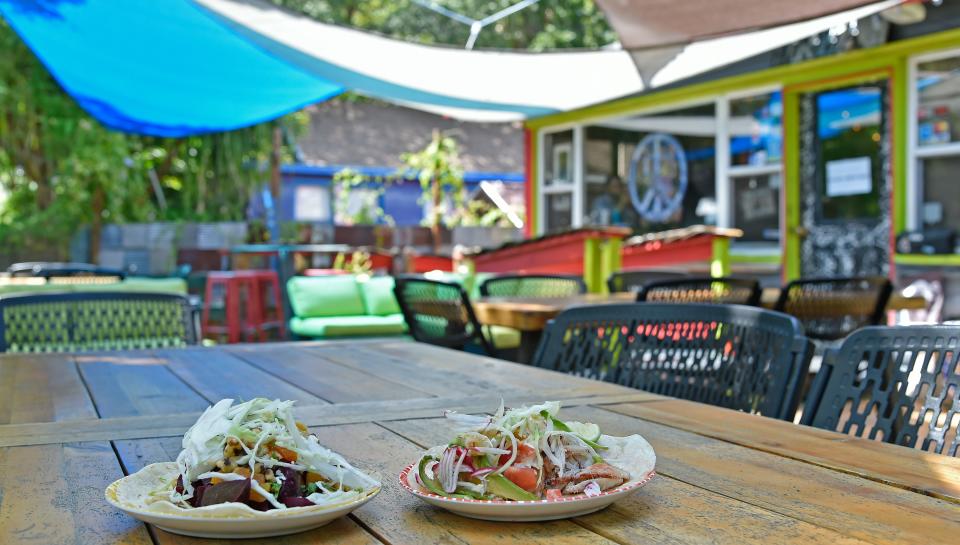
[775,276,892,341]
[802,325,960,456]
[533,303,812,420]
[479,274,586,298]
[638,277,761,306]
[393,277,494,355]
[0,292,197,353]
[607,270,689,293]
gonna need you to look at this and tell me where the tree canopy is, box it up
[272,0,615,50]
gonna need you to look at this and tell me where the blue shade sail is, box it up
[0,0,344,136]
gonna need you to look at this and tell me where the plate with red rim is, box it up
[399,463,655,522]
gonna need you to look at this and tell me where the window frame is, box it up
[536,87,784,244]
[907,47,960,230]
[724,86,784,247]
[538,125,579,233]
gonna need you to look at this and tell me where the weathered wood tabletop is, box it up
[1,339,957,545]
[473,289,927,332]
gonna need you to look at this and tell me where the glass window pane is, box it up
[919,155,960,231]
[543,130,574,186]
[732,173,780,242]
[917,56,960,146]
[816,86,884,222]
[544,193,573,232]
[583,103,717,233]
[730,91,782,166]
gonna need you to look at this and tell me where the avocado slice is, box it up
[417,457,448,496]
[485,473,538,501]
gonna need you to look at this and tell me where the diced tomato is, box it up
[498,443,536,465]
[503,466,538,492]
[545,489,563,501]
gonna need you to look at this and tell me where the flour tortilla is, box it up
[596,434,656,483]
[106,462,380,519]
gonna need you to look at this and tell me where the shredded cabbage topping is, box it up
[167,398,378,510]
[414,401,629,501]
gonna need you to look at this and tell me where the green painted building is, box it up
[523,4,960,310]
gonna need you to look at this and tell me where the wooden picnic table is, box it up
[473,289,928,361]
[1,340,956,545]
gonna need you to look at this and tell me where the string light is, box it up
[410,0,542,49]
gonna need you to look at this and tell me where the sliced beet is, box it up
[199,479,251,507]
[246,499,273,511]
[175,476,184,495]
[276,467,302,499]
[188,483,210,508]
[281,497,315,508]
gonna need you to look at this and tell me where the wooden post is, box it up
[89,184,105,264]
[583,237,600,293]
[711,236,731,277]
[430,129,442,255]
[601,236,623,293]
[270,124,282,200]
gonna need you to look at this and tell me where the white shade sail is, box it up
[199,0,900,121]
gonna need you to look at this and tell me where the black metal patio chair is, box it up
[479,274,586,298]
[774,276,892,341]
[532,303,812,421]
[637,277,762,306]
[801,325,960,456]
[394,276,503,357]
[0,291,197,353]
[607,269,689,294]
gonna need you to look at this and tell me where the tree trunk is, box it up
[270,124,282,200]
[89,184,105,264]
[431,175,442,254]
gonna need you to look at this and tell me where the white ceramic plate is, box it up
[106,462,380,538]
[399,463,655,522]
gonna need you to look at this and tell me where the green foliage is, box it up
[271,0,615,50]
[0,20,307,256]
[0,1,599,256]
[333,250,373,275]
[454,199,521,228]
[400,131,464,230]
[332,168,395,226]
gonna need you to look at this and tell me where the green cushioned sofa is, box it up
[287,275,407,339]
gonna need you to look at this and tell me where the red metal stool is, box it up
[202,271,260,343]
[236,270,286,340]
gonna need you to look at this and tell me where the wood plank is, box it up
[472,290,924,331]
[758,287,926,311]
[602,399,960,504]
[157,347,327,406]
[76,352,211,418]
[285,341,638,398]
[227,344,433,402]
[0,442,152,544]
[311,422,618,545]
[563,405,960,545]
[113,437,383,545]
[0,354,96,424]
[382,417,874,545]
[0,391,660,448]
[474,293,635,331]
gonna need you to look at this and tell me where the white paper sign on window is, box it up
[294,185,330,221]
[825,157,872,197]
